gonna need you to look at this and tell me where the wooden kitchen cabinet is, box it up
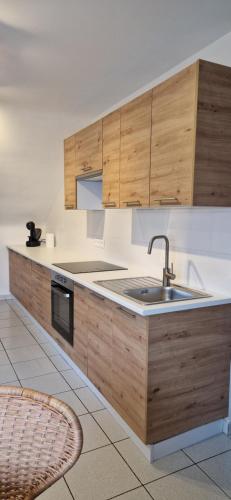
[87,289,113,400]
[64,59,231,209]
[111,305,148,441]
[9,250,32,312]
[151,60,231,207]
[147,305,231,443]
[73,284,88,374]
[75,120,103,177]
[31,261,52,332]
[120,91,152,208]
[8,249,231,446]
[64,134,77,210]
[102,110,120,208]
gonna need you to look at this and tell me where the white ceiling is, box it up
[1,0,231,226]
[1,0,231,118]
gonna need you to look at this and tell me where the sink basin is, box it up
[94,276,211,306]
[123,285,208,305]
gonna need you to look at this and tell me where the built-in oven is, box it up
[51,271,74,346]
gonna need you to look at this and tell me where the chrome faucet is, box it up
[147,235,176,287]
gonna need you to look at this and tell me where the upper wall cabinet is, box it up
[194,60,231,206]
[64,59,231,210]
[151,64,197,206]
[64,134,77,209]
[150,60,231,207]
[75,119,103,177]
[120,91,152,208]
[102,110,120,208]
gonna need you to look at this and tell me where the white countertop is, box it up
[8,245,231,316]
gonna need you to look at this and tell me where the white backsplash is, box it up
[46,187,231,296]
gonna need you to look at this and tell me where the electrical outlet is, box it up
[93,239,105,248]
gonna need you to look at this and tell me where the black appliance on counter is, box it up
[51,271,74,345]
[26,221,42,247]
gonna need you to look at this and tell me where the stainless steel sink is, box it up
[124,286,195,304]
[94,276,211,305]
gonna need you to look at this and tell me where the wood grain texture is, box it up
[73,285,89,375]
[75,120,102,177]
[111,305,148,441]
[194,60,231,206]
[102,110,120,208]
[86,290,113,400]
[64,134,77,209]
[150,63,198,206]
[147,305,231,443]
[31,261,52,332]
[120,91,152,207]
[9,251,32,312]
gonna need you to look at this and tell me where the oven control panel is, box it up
[51,271,74,291]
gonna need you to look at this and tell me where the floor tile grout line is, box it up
[140,463,198,487]
[8,302,95,409]
[195,462,231,499]
[111,441,144,488]
[9,303,79,392]
[54,389,90,415]
[89,410,120,445]
[182,448,196,463]
[182,446,231,467]
[143,484,156,499]
[107,485,154,500]
[0,336,22,386]
[63,476,75,500]
[80,442,112,456]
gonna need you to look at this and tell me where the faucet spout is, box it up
[147,235,175,287]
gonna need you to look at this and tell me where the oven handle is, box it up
[52,285,71,299]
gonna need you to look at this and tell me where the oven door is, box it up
[51,281,73,345]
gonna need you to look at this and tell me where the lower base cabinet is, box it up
[9,249,231,445]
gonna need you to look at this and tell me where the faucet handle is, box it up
[169,263,176,280]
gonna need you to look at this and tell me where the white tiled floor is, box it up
[0,298,231,500]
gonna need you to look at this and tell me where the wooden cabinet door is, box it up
[111,305,148,442]
[150,64,198,206]
[194,60,231,206]
[73,284,89,375]
[102,110,120,208]
[31,262,51,331]
[9,250,20,300]
[9,251,32,313]
[20,255,32,313]
[76,120,102,177]
[120,91,152,208]
[64,134,77,209]
[86,290,113,400]
[147,305,231,444]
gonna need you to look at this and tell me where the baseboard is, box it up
[0,294,12,300]
[9,296,229,463]
[223,417,231,435]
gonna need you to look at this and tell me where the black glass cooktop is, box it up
[53,260,127,274]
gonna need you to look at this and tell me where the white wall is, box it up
[0,106,79,294]
[46,31,231,296]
